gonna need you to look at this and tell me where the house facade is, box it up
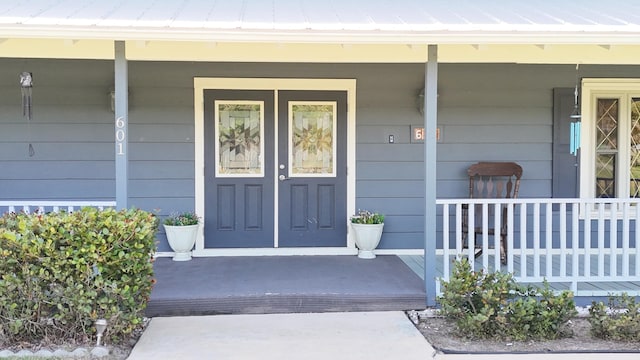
[2,1,640,303]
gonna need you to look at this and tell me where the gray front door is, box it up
[203,89,347,248]
[277,91,348,247]
[204,90,275,248]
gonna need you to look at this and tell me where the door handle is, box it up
[279,174,290,181]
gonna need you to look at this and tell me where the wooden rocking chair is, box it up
[462,162,522,264]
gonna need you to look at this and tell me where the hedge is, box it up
[0,207,158,346]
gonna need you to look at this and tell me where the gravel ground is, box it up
[410,312,640,354]
[0,319,148,359]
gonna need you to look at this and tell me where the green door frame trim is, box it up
[193,78,357,256]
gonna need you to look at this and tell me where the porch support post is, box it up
[114,41,128,210]
[424,45,438,307]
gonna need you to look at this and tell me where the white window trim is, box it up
[580,78,640,200]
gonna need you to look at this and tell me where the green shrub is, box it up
[0,207,158,346]
[589,294,640,341]
[438,258,577,340]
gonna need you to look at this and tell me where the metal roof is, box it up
[2,0,640,44]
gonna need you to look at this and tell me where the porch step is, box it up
[146,255,426,316]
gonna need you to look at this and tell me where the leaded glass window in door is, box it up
[215,101,264,177]
[288,102,336,177]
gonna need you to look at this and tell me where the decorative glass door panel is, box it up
[278,92,347,247]
[215,101,264,177]
[288,102,336,177]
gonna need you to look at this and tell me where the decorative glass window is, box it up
[595,98,618,197]
[215,101,264,177]
[581,79,640,199]
[288,101,337,177]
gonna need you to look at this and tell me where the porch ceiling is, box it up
[2,40,640,65]
[1,0,640,64]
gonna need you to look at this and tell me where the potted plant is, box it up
[163,211,200,261]
[350,209,385,259]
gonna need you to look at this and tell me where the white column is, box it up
[114,41,128,209]
[424,45,438,306]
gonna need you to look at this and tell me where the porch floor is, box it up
[146,255,426,317]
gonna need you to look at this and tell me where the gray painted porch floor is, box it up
[146,255,426,317]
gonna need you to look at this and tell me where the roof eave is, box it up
[2,25,640,45]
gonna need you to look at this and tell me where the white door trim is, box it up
[193,78,357,256]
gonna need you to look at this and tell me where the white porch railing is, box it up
[0,200,116,214]
[437,198,640,297]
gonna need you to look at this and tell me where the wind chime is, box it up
[569,64,581,156]
[20,71,35,156]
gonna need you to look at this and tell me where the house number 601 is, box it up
[115,116,126,155]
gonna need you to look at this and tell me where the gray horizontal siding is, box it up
[0,86,111,106]
[439,107,552,125]
[445,125,550,143]
[357,162,424,180]
[436,160,550,181]
[3,59,640,251]
[437,143,551,161]
[0,124,114,142]
[130,161,194,179]
[0,179,113,199]
[356,180,424,198]
[0,59,116,200]
[1,161,114,179]
[0,143,114,160]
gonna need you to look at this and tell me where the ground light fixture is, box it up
[95,318,108,347]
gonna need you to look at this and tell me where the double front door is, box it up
[203,89,347,248]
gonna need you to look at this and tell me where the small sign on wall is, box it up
[411,125,442,143]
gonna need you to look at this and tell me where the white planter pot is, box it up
[164,224,199,261]
[351,223,384,259]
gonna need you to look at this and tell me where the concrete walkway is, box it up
[127,311,639,360]
[127,312,435,360]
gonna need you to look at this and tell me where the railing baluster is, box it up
[483,202,489,269]
[622,201,629,277]
[559,202,567,277]
[571,202,579,279]
[545,202,553,277]
[584,202,592,278]
[598,203,605,277]
[520,203,527,277]
[533,202,540,278]
[468,202,475,271]
[636,202,640,277]
[455,203,462,261]
[495,202,502,271]
[506,202,513,272]
[443,203,450,278]
[610,202,618,276]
